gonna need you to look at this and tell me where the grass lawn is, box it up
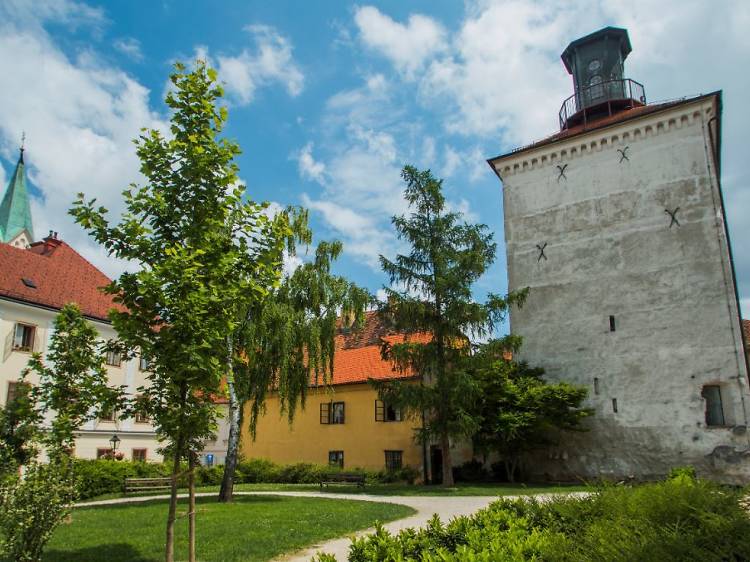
[46,495,414,561]
[84,482,591,502]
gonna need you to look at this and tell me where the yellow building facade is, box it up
[240,312,475,480]
[242,382,423,471]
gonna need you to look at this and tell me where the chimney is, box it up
[558,27,646,130]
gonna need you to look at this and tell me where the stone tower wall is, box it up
[492,95,750,482]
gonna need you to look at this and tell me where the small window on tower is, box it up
[612,398,618,413]
[609,316,616,332]
[702,385,726,427]
[593,378,600,395]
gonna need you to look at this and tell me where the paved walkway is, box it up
[76,490,586,562]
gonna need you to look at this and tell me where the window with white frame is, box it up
[13,323,36,352]
[105,349,122,367]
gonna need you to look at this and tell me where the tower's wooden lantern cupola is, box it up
[559,26,646,130]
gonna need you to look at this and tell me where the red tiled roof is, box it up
[488,93,718,164]
[743,320,750,348]
[0,237,118,322]
[327,311,429,386]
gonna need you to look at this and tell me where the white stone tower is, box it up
[488,27,750,482]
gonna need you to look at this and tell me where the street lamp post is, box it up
[109,434,121,459]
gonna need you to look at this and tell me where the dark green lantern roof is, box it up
[561,26,632,74]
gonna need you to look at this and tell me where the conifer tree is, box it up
[373,165,526,486]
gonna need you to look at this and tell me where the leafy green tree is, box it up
[470,338,593,482]
[0,461,76,562]
[71,61,295,562]
[22,303,121,459]
[372,165,526,485]
[0,304,113,561]
[219,240,371,501]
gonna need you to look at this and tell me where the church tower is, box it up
[488,27,750,482]
[0,143,35,248]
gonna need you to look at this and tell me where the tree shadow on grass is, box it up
[44,543,152,562]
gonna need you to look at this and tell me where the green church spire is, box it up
[0,142,35,244]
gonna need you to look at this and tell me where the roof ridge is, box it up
[53,240,114,284]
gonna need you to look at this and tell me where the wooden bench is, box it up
[124,477,172,495]
[320,473,366,488]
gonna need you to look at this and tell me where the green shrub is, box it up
[72,459,169,500]
[235,458,280,483]
[0,462,77,562]
[667,465,697,482]
[194,465,224,486]
[339,478,750,561]
[70,457,420,500]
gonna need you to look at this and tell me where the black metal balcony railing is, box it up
[559,78,646,130]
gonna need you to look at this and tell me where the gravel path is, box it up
[76,490,588,561]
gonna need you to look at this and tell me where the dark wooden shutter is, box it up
[320,402,331,424]
[375,400,385,422]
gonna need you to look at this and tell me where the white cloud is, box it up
[420,0,577,143]
[421,136,436,167]
[353,1,750,306]
[1,0,105,31]
[301,194,392,269]
[113,37,143,61]
[0,8,167,279]
[296,142,326,183]
[354,6,447,79]
[214,24,304,105]
[442,144,461,178]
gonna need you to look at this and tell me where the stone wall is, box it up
[492,95,750,483]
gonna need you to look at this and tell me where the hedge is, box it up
[73,458,419,500]
[321,474,750,561]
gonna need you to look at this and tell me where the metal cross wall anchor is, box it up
[536,242,548,262]
[617,146,630,163]
[665,207,680,228]
[556,164,568,182]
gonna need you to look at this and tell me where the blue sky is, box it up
[1,0,749,323]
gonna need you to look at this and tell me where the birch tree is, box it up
[218,240,370,501]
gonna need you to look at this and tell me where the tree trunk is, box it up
[440,432,454,486]
[219,337,239,503]
[505,459,515,483]
[165,442,182,562]
[188,451,196,562]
